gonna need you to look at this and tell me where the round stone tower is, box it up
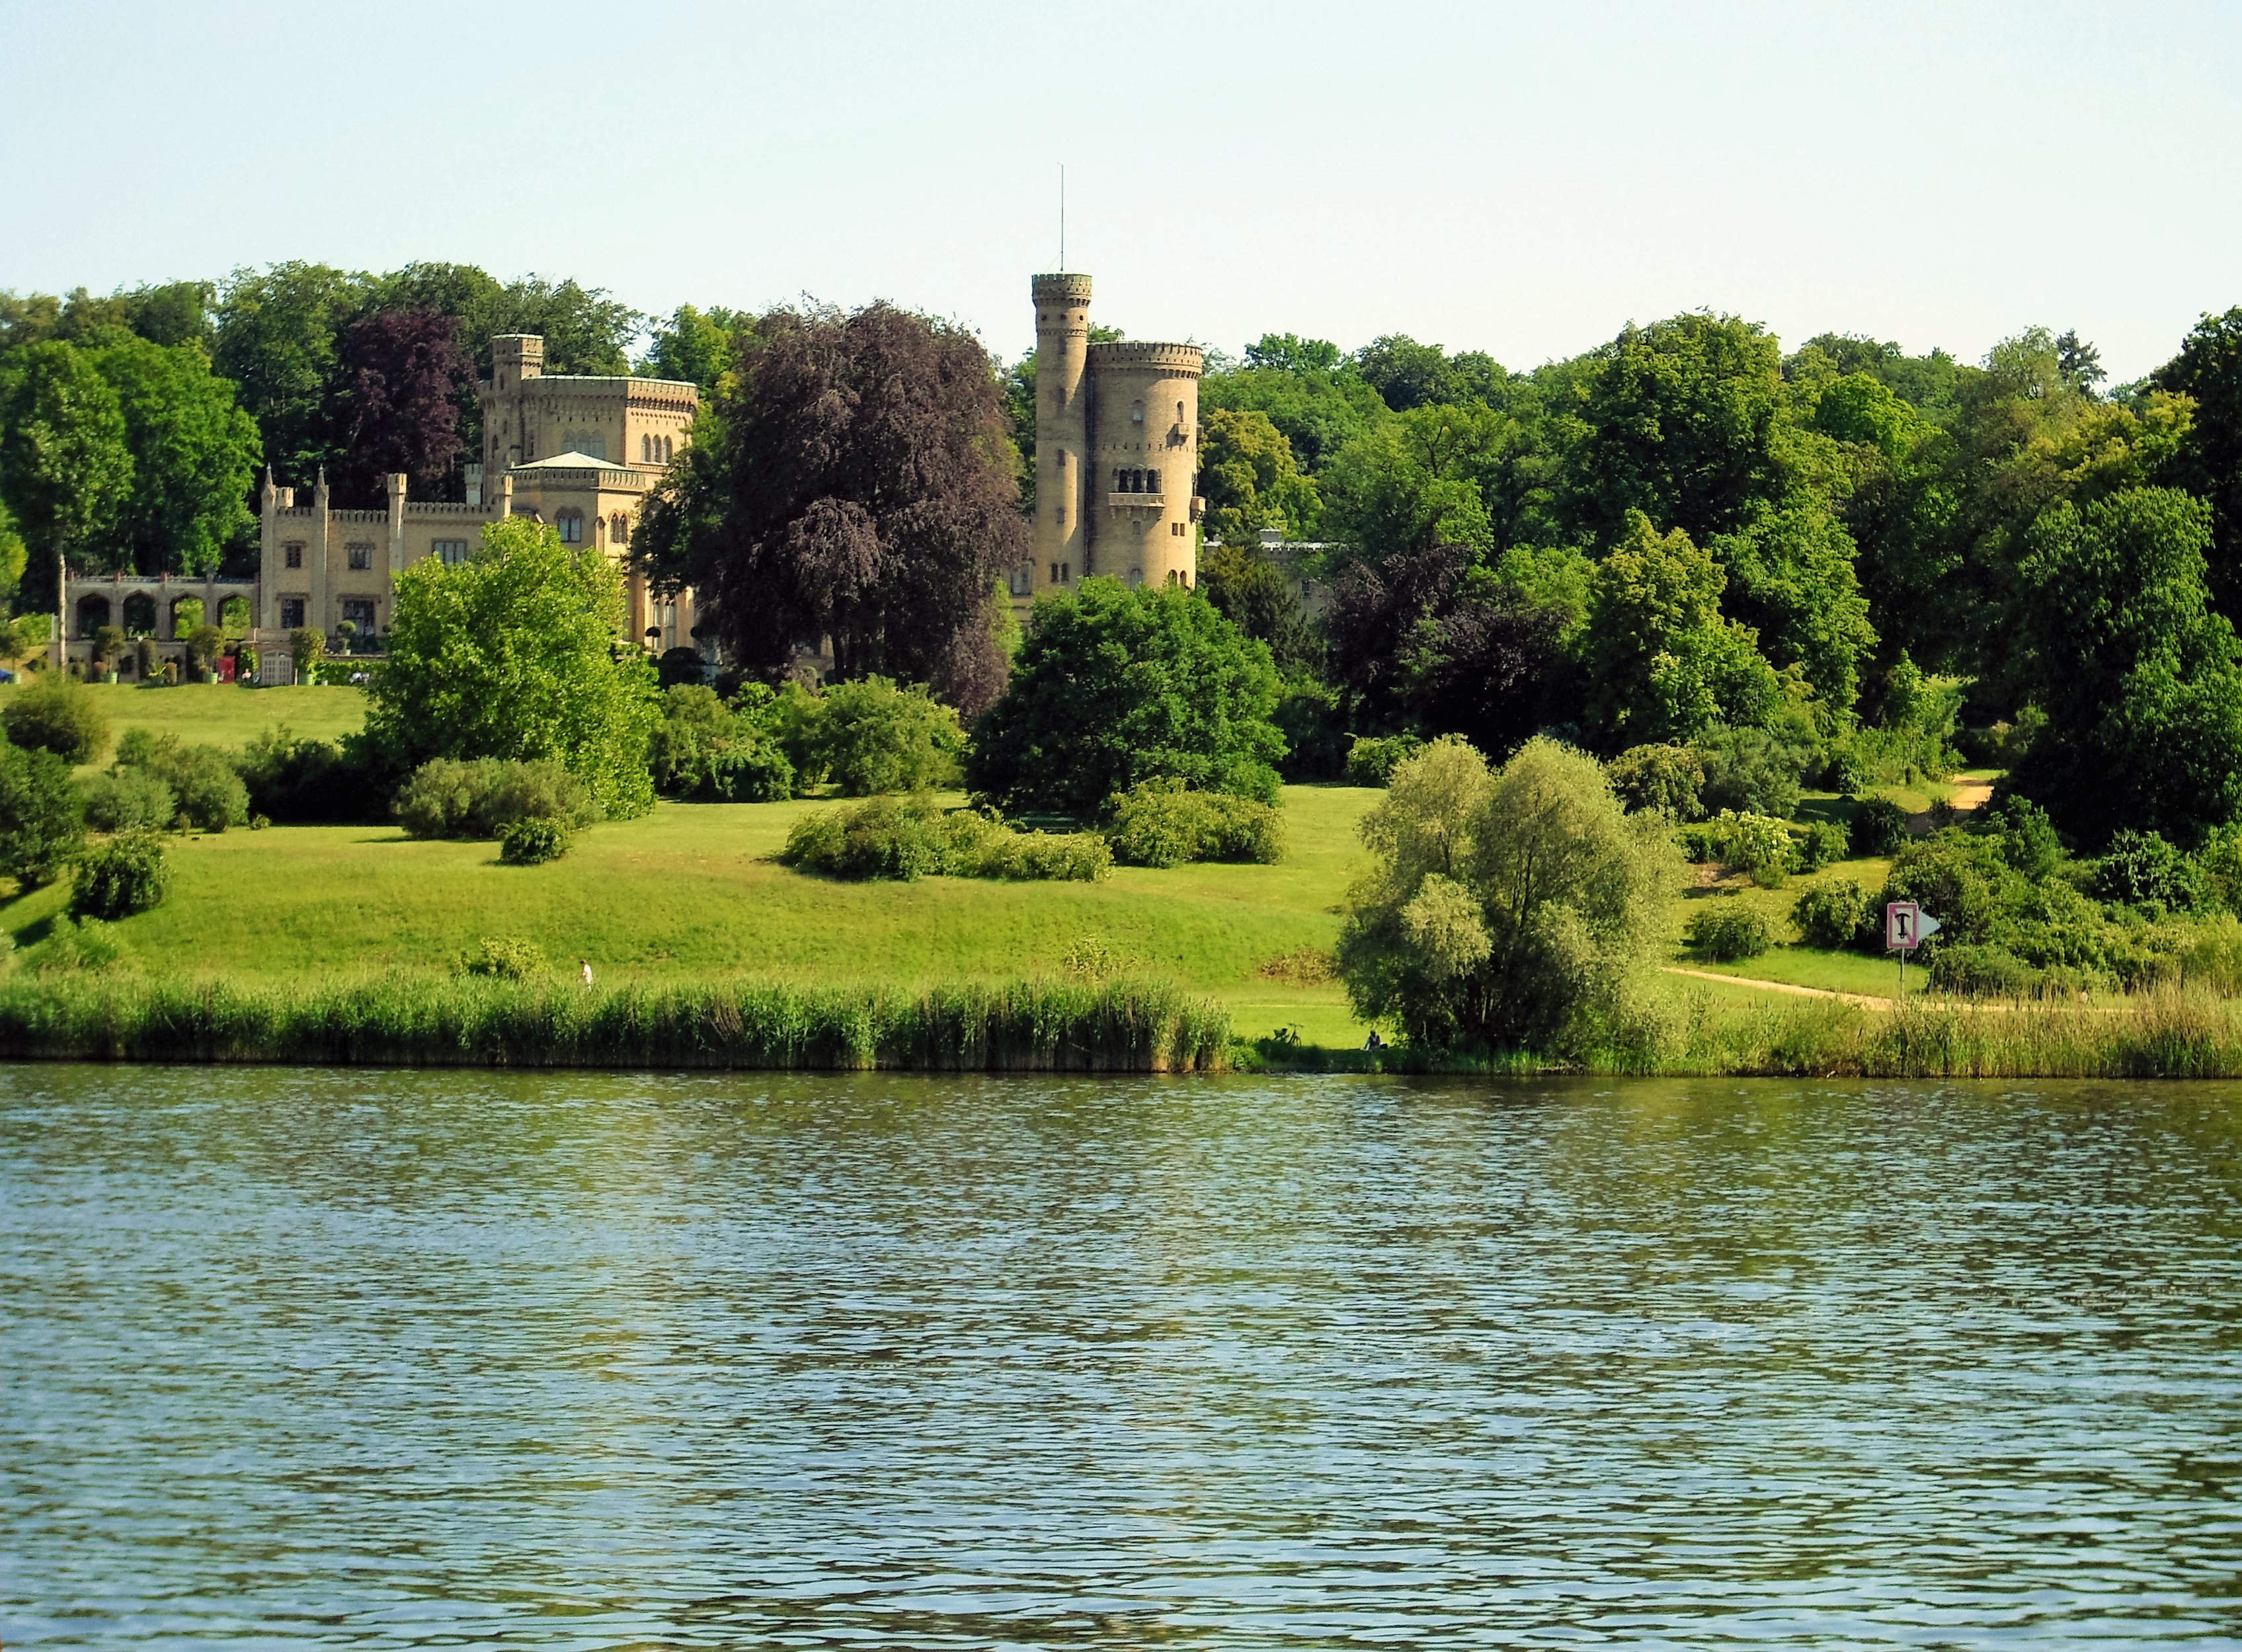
[1086,340,1203,591]
[1031,273,1092,596]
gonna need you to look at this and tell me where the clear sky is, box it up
[4,0,2237,381]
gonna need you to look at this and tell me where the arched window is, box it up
[611,512,629,544]
[662,435,673,462]
[642,435,652,461]
[1146,469,1161,494]
[1131,399,1144,425]
[556,509,583,544]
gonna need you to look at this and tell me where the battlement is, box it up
[1033,273,1094,304]
[329,509,389,525]
[403,501,493,518]
[1087,341,1204,377]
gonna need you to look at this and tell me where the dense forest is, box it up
[3,262,2241,847]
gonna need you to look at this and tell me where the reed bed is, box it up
[0,972,1232,1073]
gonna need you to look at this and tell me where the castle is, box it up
[59,334,703,677]
[1023,273,1203,604]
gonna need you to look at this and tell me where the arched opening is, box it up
[75,594,110,639]
[171,596,204,637]
[556,509,583,544]
[610,512,629,544]
[122,592,157,637]
[220,596,252,636]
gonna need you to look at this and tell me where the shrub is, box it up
[647,685,798,802]
[113,730,249,832]
[1792,879,1871,949]
[1794,819,1851,873]
[1105,779,1285,867]
[1607,743,1704,818]
[1927,943,2038,1000]
[1336,736,1677,1053]
[497,816,572,865]
[289,627,325,684]
[1345,734,1425,789]
[781,797,1110,883]
[233,728,390,825]
[1696,724,1810,819]
[2,673,109,764]
[1718,810,1792,879]
[91,625,127,670]
[2179,914,2242,996]
[815,676,965,796]
[2093,829,2204,912]
[0,742,85,890]
[1274,676,1345,781]
[1849,797,1909,857]
[1985,795,2062,882]
[1685,900,1772,961]
[29,914,126,974]
[941,810,1111,881]
[185,625,225,673]
[81,767,176,833]
[458,935,547,978]
[707,742,795,803]
[71,828,169,920]
[395,758,598,840]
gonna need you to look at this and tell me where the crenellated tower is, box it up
[1031,273,1093,592]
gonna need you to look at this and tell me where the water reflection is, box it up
[4,1070,2240,1645]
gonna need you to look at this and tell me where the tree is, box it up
[1199,350,1389,475]
[0,341,134,581]
[1197,407,1320,545]
[0,742,85,890]
[1353,334,1507,411]
[967,578,1286,818]
[368,516,660,818]
[1581,511,1782,746]
[1708,497,1876,716]
[1336,736,1675,1051]
[2012,486,2242,844]
[1318,399,1556,565]
[1199,541,1321,674]
[2153,307,2242,611]
[212,262,372,483]
[325,307,473,505]
[633,301,1029,714]
[641,304,745,390]
[81,330,260,575]
[2,673,109,763]
[1558,312,1790,545]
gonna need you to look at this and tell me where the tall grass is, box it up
[0,972,1231,1072]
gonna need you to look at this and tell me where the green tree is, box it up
[1199,349,1389,474]
[1336,736,1675,1051]
[2,672,108,763]
[369,516,660,818]
[2013,486,2242,844]
[967,578,1286,818]
[1582,511,1782,746]
[82,330,260,575]
[1353,334,1507,411]
[0,341,134,582]
[0,741,85,890]
[1198,541,1321,674]
[1319,400,1553,563]
[212,262,372,481]
[1198,407,1320,545]
[2152,307,2242,611]
[1708,497,1876,716]
[641,303,745,390]
[807,676,965,795]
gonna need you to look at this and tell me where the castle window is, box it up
[557,509,583,544]
[610,513,629,544]
[662,436,673,463]
[641,435,651,461]
[342,598,377,634]
[1146,469,1161,494]
[1177,400,1185,426]
[346,543,372,571]
[281,598,305,629]
[1128,568,1143,588]
[1009,563,1033,598]
[1131,399,1144,424]
[433,539,468,566]
[284,543,303,570]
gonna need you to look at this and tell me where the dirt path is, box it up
[1663,966,1894,1006]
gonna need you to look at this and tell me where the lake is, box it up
[4,1068,2239,1646]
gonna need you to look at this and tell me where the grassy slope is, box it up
[0,682,370,763]
[2,785,1379,1046]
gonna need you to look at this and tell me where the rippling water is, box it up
[4,1068,2241,1646]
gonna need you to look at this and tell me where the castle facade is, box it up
[1024,274,1203,604]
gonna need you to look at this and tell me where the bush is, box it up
[1345,734,1425,789]
[2,673,108,764]
[233,727,389,825]
[647,684,797,802]
[497,816,573,865]
[29,914,125,974]
[289,627,325,684]
[113,730,249,832]
[81,767,175,833]
[1607,743,1704,818]
[1849,797,1909,857]
[1274,676,1345,781]
[815,676,965,797]
[1685,900,1773,961]
[706,742,795,803]
[0,742,85,890]
[1794,819,1851,873]
[2093,829,2204,912]
[1696,724,1810,818]
[1105,779,1285,867]
[1791,879,1871,949]
[395,758,598,840]
[458,935,547,978]
[781,797,1111,883]
[1927,943,2038,1000]
[1336,736,1677,1053]
[185,625,225,673]
[71,828,169,920]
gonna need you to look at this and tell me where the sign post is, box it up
[1884,901,1942,996]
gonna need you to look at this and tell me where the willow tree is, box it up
[633,301,1027,714]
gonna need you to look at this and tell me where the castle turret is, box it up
[1087,341,1203,592]
[1031,274,1092,594]
[492,334,544,390]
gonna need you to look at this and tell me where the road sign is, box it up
[1886,902,1942,951]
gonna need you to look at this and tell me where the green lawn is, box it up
[0,682,368,762]
[5,783,1380,1046]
